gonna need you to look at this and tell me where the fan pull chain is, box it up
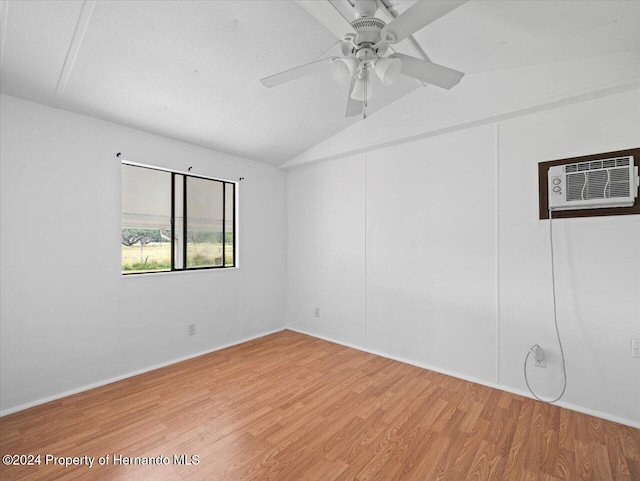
[362,68,368,119]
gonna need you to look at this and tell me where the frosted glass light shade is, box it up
[350,72,373,101]
[374,57,401,86]
[330,58,358,86]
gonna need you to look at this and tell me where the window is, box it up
[122,163,236,274]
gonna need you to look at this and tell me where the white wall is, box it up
[286,154,366,346]
[0,94,286,414]
[286,89,640,426]
[498,91,640,423]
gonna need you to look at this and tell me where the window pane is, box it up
[225,183,235,267]
[186,177,223,268]
[122,165,171,274]
[173,174,184,269]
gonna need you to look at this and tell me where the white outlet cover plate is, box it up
[535,358,547,368]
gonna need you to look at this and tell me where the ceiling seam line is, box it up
[277,80,421,168]
[279,77,640,169]
[51,0,96,107]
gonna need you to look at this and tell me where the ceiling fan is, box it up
[260,0,467,118]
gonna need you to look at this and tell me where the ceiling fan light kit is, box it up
[351,70,373,102]
[330,57,359,86]
[260,0,468,119]
[374,56,401,87]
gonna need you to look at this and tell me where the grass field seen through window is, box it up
[122,242,233,273]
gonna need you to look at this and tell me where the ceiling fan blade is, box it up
[260,58,336,88]
[381,0,467,44]
[295,0,355,39]
[345,76,363,117]
[390,53,464,90]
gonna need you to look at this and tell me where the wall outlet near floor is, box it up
[314,307,320,318]
[533,346,546,368]
[187,324,196,336]
[632,339,640,358]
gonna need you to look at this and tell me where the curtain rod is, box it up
[118,154,243,183]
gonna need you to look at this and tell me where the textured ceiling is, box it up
[386,0,640,73]
[1,1,639,166]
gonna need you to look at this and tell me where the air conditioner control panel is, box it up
[549,175,563,201]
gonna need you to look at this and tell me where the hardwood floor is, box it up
[1,330,638,481]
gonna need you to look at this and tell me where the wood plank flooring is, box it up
[1,330,638,481]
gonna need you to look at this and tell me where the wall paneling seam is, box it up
[364,152,368,348]
[495,123,501,385]
[52,0,96,106]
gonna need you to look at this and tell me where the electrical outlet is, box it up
[314,308,320,318]
[187,324,196,336]
[632,339,640,358]
[533,346,546,368]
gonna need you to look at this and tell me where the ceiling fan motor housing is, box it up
[351,17,386,45]
[353,0,378,18]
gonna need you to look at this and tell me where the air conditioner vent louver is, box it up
[608,167,630,198]
[565,157,632,173]
[565,169,630,201]
[609,180,630,198]
[609,168,629,183]
[566,173,585,201]
[549,155,638,210]
[586,171,608,199]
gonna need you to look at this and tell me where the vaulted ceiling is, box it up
[1,0,639,166]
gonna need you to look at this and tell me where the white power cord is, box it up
[523,207,567,403]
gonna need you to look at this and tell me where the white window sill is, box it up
[121,266,239,279]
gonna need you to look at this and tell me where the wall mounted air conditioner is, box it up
[548,156,639,211]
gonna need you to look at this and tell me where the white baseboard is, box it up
[286,327,640,429]
[4,326,637,429]
[0,328,286,417]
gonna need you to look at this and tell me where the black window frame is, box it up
[122,162,237,275]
